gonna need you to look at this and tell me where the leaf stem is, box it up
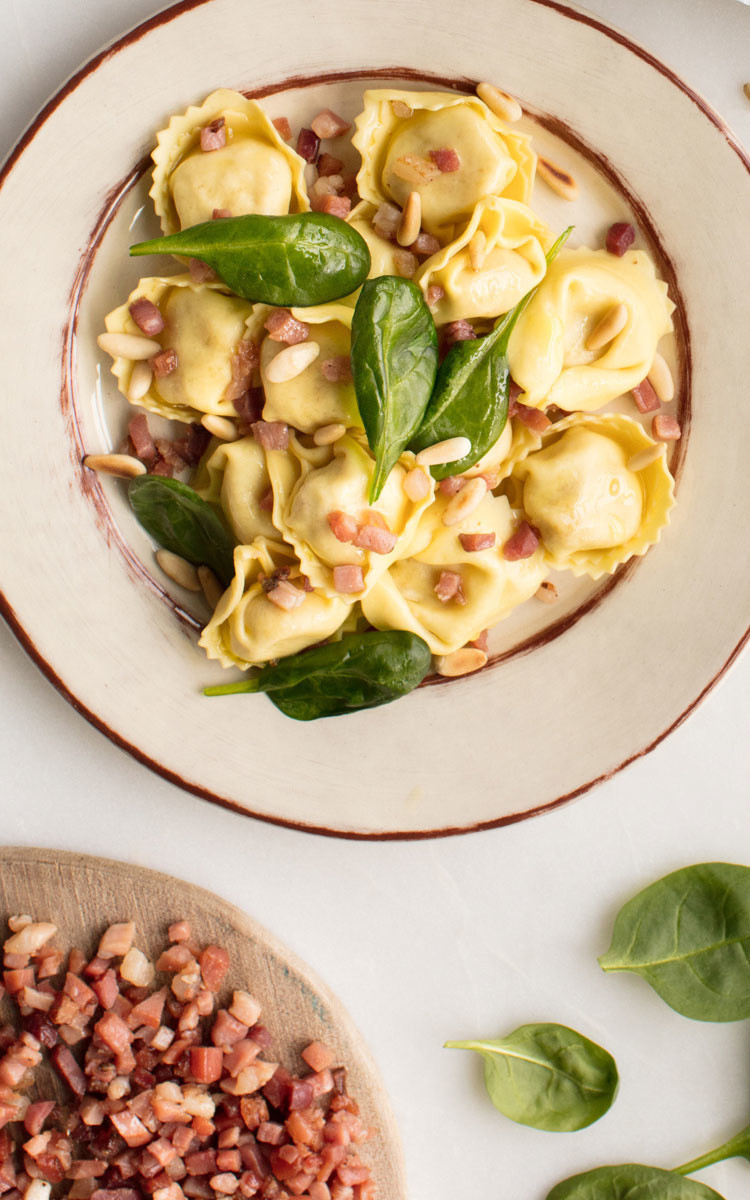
[673,1125,750,1175]
[203,680,260,697]
[495,225,573,355]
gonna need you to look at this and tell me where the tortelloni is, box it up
[362,492,547,656]
[193,437,276,545]
[346,202,407,284]
[200,539,351,669]
[352,90,536,243]
[104,277,254,422]
[267,435,434,597]
[259,304,361,434]
[507,247,675,412]
[417,198,551,325]
[509,413,675,578]
[151,90,309,235]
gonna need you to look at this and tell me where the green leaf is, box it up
[410,225,573,478]
[445,1023,618,1132]
[546,1165,726,1200]
[130,213,371,306]
[599,863,750,1021]
[205,630,432,720]
[129,475,235,585]
[350,276,438,502]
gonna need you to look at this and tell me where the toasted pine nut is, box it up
[585,302,628,351]
[201,414,239,441]
[397,191,422,247]
[537,156,578,200]
[83,453,147,479]
[416,436,472,467]
[435,647,488,677]
[403,467,431,502]
[313,422,346,446]
[98,332,162,360]
[536,580,559,604]
[198,565,224,609]
[127,360,153,402]
[647,352,675,403]
[477,82,523,123]
[468,230,487,272]
[442,477,487,526]
[265,341,320,383]
[155,550,202,592]
[391,100,414,119]
[627,443,666,472]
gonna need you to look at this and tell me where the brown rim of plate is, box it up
[0,0,746,840]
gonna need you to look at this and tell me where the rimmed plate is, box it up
[1,0,749,838]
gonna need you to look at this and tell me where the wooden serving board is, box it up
[0,847,407,1199]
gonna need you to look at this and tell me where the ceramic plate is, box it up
[1,0,749,838]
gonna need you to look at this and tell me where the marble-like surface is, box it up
[1,1,749,1195]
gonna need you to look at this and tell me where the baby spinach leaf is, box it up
[546,1164,725,1200]
[129,475,235,585]
[205,630,432,720]
[350,276,438,502]
[599,862,750,1021]
[445,1023,618,1132]
[410,226,572,479]
[130,213,371,306]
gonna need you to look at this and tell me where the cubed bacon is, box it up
[287,1081,314,1112]
[458,532,496,552]
[50,1045,86,1096]
[172,424,211,468]
[336,1157,369,1186]
[129,987,167,1031]
[91,1191,143,1200]
[199,944,230,991]
[259,489,274,512]
[168,923,192,944]
[148,1139,179,1169]
[200,119,226,152]
[438,476,465,497]
[67,1161,108,1179]
[318,196,351,219]
[64,973,96,1010]
[332,566,364,594]
[24,1103,56,1137]
[411,233,441,258]
[150,349,178,379]
[371,203,400,241]
[470,629,489,652]
[327,512,357,543]
[301,1044,334,1074]
[189,1048,223,1085]
[511,401,551,434]
[98,924,135,959]
[49,993,79,1026]
[3,970,33,995]
[652,413,681,440]
[351,524,397,555]
[215,1150,241,1174]
[264,311,309,346]
[211,1011,248,1049]
[503,521,540,561]
[306,1070,334,1101]
[444,320,476,346]
[272,117,292,141]
[425,285,446,309]
[606,221,636,256]
[310,110,351,139]
[128,415,156,465]
[429,147,461,172]
[128,298,164,337]
[434,571,465,604]
[256,1124,285,1147]
[317,154,343,177]
[157,946,195,973]
[320,357,351,383]
[213,208,232,220]
[94,1013,132,1056]
[296,129,320,163]
[250,421,289,453]
[631,378,661,413]
[89,970,118,1012]
[189,258,217,284]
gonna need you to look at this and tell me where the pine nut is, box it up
[98,332,162,360]
[201,414,239,441]
[127,360,153,402]
[415,436,472,467]
[435,647,488,677]
[391,100,414,119]
[627,443,666,472]
[155,549,202,591]
[397,191,422,247]
[477,82,523,123]
[536,580,559,603]
[442,476,487,526]
[83,453,147,479]
[313,422,346,446]
[585,302,628,351]
[468,230,487,271]
[647,352,675,403]
[403,467,431,502]
[537,156,578,200]
[198,565,224,609]
[264,341,320,383]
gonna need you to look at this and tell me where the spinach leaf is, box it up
[130,213,371,306]
[445,1023,618,1132]
[410,226,572,479]
[129,475,235,585]
[599,863,750,1021]
[205,630,432,720]
[546,1164,725,1200]
[350,276,438,502]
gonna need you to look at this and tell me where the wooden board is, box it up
[0,846,406,1198]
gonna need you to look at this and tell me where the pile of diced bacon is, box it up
[0,918,375,1200]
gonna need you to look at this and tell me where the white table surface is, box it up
[1,1,749,1196]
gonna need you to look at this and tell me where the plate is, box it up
[1,0,749,838]
[0,845,406,1198]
